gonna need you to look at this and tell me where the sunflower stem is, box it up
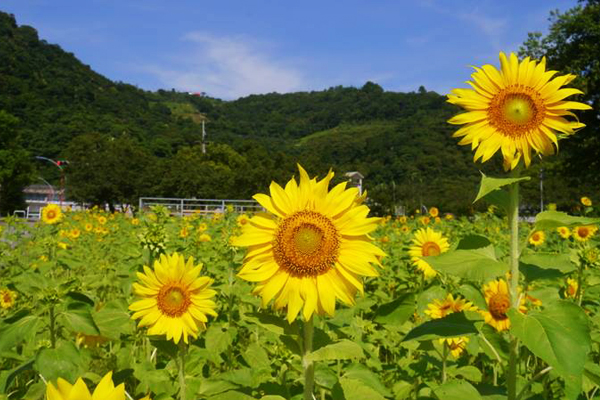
[507,179,520,400]
[49,305,56,349]
[178,341,187,400]
[441,342,448,383]
[303,316,315,400]
[576,256,586,306]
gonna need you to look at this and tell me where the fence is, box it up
[138,197,262,216]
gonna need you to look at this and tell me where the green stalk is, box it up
[303,316,315,400]
[441,341,448,383]
[49,305,56,349]
[507,180,520,400]
[178,341,187,400]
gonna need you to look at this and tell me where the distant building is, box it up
[345,171,364,194]
[23,184,63,216]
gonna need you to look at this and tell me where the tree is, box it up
[65,133,155,210]
[519,0,600,192]
[0,110,34,215]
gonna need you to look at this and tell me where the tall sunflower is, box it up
[408,227,450,278]
[425,293,477,319]
[46,371,125,400]
[573,225,598,242]
[448,52,591,170]
[528,231,545,246]
[129,252,217,344]
[231,165,384,323]
[41,204,63,225]
[481,279,526,332]
[0,288,17,309]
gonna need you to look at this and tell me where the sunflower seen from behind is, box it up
[408,227,450,279]
[129,252,217,344]
[231,165,384,323]
[448,52,591,170]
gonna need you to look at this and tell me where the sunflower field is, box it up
[1,52,600,400]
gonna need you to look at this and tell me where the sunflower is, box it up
[408,227,450,278]
[565,278,578,299]
[481,279,526,331]
[179,226,190,238]
[448,52,591,170]
[557,226,571,239]
[129,252,217,344]
[0,288,17,309]
[420,216,431,225]
[528,231,545,246]
[425,293,478,319]
[573,225,598,242]
[97,216,107,225]
[131,218,140,226]
[439,337,470,358]
[41,204,63,225]
[400,226,410,234]
[231,165,384,323]
[398,216,408,224]
[198,233,212,242]
[581,196,592,207]
[445,213,454,221]
[429,207,439,217]
[84,223,93,232]
[237,214,250,226]
[46,371,124,400]
[70,228,81,239]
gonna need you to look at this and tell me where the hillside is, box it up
[0,10,589,214]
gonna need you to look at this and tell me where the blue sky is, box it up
[2,0,579,100]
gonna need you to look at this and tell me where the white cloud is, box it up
[147,32,304,99]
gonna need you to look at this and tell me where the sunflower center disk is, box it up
[47,211,56,219]
[274,211,340,277]
[421,242,441,257]
[488,294,510,320]
[157,285,191,317]
[503,96,534,125]
[488,87,545,137]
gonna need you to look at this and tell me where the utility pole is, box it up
[201,120,207,154]
[540,168,544,213]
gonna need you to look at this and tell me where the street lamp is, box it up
[35,156,68,206]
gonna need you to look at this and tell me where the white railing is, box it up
[138,197,262,216]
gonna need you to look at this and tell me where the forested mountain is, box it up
[0,8,597,215]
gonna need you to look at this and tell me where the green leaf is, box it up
[243,312,298,336]
[455,235,492,251]
[403,312,480,342]
[509,300,591,400]
[534,211,600,230]
[93,299,134,339]
[59,302,100,335]
[35,342,83,383]
[204,324,235,363]
[521,253,576,273]
[343,364,392,397]
[447,366,482,383]
[243,342,270,370]
[374,293,415,327]
[306,339,364,362]
[208,391,255,400]
[473,173,530,204]
[0,312,41,352]
[339,377,386,400]
[426,249,509,282]
[432,380,482,400]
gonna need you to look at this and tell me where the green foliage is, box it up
[519,0,600,195]
[0,110,34,214]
